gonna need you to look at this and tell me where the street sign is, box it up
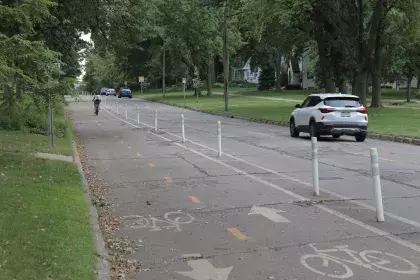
[138,76,145,83]
[182,78,187,84]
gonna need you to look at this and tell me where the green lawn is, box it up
[238,88,420,102]
[138,89,420,138]
[0,130,96,279]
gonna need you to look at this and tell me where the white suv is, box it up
[289,93,368,142]
[106,88,116,96]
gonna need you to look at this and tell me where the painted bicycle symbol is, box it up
[301,243,419,279]
[121,211,195,232]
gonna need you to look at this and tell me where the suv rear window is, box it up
[324,97,360,108]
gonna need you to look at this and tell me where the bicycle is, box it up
[300,243,419,279]
[94,103,99,116]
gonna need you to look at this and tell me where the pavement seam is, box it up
[103,106,420,255]
[72,141,110,280]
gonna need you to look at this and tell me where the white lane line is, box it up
[103,108,420,254]
[148,113,420,230]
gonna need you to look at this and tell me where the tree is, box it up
[240,0,308,91]
[258,65,275,91]
[83,52,128,92]
[192,66,203,96]
[0,0,62,101]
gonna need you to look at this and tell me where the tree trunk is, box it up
[339,79,349,93]
[351,79,356,95]
[162,44,166,98]
[275,53,282,91]
[407,75,413,103]
[370,23,383,108]
[371,73,381,107]
[211,58,216,84]
[3,85,11,99]
[366,72,370,101]
[325,78,336,93]
[206,59,212,96]
[354,69,367,106]
[396,79,400,92]
[417,75,420,89]
[16,78,22,100]
[370,41,382,108]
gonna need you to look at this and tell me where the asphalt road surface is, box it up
[71,96,420,280]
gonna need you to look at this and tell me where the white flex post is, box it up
[154,109,158,131]
[125,104,128,119]
[136,106,140,124]
[217,121,222,157]
[311,137,320,196]
[116,102,119,114]
[370,148,385,222]
[181,114,185,143]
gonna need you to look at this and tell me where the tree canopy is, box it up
[3,0,420,109]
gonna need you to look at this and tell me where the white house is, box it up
[232,49,317,89]
[232,59,261,84]
[383,78,418,90]
[287,49,317,89]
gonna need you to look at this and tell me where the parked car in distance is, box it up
[106,88,116,96]
[100,87,108,95]
[118,88,132,98]
[289,93,368,142]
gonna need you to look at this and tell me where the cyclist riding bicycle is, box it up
[92,94,101,115]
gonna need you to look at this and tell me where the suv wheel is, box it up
[309,121,320,140]
[355,132,366,142]
[290,119,299,138]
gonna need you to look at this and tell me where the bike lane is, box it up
[72,101,420,280]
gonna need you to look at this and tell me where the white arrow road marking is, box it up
[175,259,233,280]
[248,205,290,223]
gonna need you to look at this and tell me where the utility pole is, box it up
[47,64,54,153]
[49,94,54,152]
[162,42,166,100]
[223,0,229,112]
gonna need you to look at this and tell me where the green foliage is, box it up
[83,52,128,92]
[0,97,69,138]
[192,66,203,91]
[258,66,276,90]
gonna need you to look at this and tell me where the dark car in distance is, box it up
[118,88,132,98]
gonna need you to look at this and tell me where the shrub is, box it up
[258,66,276,91]
[0,99,68,138]
[286,84,302,90]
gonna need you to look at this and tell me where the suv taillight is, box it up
[357,107,368,114]
[319,108,335,114]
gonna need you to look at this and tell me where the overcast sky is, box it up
[78,33,92,82]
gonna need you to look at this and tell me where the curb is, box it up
[143,98,420,146]
[72,141,110,280]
